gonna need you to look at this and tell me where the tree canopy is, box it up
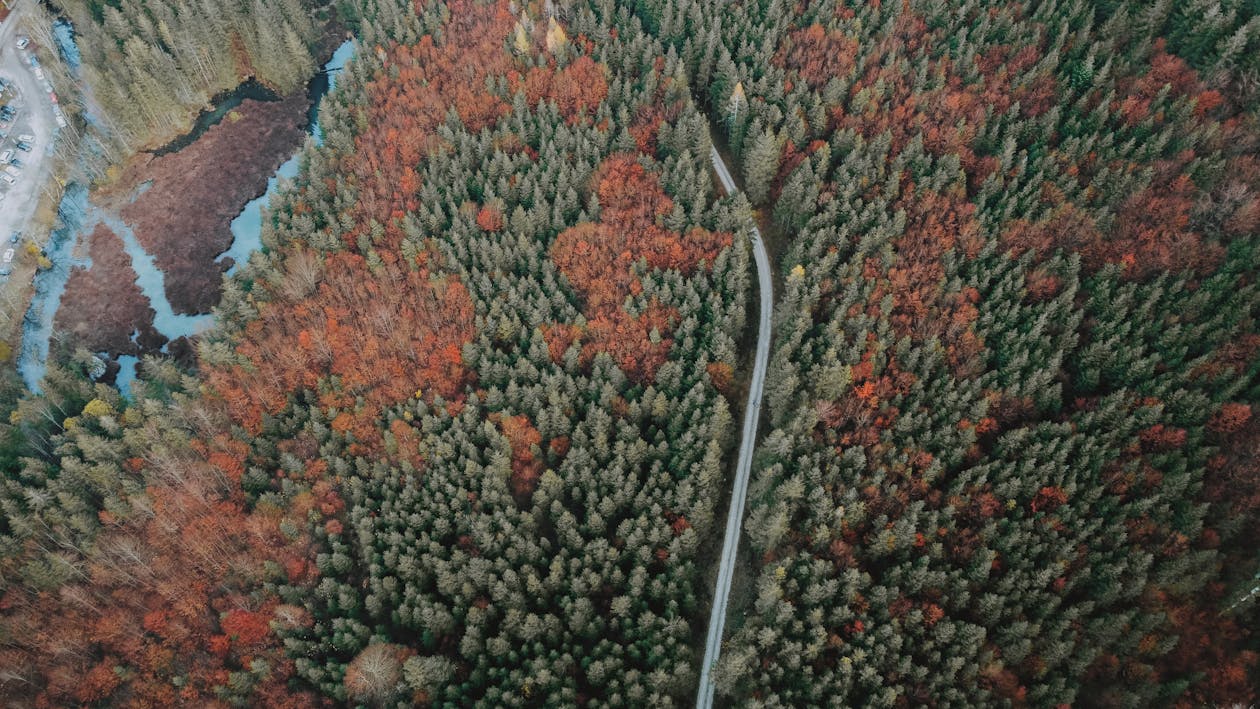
[2,0,1258,705]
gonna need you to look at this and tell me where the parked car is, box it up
[0,151,13,164]
[1,174,15,185]
[17,134,34,143]
[5,166,21,178]
[9,158,23,169]
[9,232,20,244]
[3,248,14,264]
[16,142,32,153]
[15,37,28,50]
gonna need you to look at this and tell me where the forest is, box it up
[635,0,1260,704]
[3,0,747,703]
[0,0,1258,706]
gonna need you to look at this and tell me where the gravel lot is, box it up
[0,8,59,271]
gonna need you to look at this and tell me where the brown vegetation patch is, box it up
[117,91,311,315]
[55,225,163,356]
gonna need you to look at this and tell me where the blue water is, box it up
[20,39,356,393]
[18,184,91,391]
[99,212,215,340]
[19,195,214,392]
[52,20,81,70]
[314,39,355,144]
[115,353,138,397]
[219,39,355,276]
[220,153,301,276]
[51,19,107,135]
[129,180,153,203]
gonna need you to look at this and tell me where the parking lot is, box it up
[0,79,38,188]
[0,22,59,283]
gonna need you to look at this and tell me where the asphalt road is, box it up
[696,145,773,708]
[0,3,57,253]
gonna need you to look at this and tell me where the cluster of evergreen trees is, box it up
[629,0,1260,704]
[204,0,752,700]
[1,0,752,703]
[2,0,1259,705]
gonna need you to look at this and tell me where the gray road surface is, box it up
[696,145,773,708]
[0,2,58,250]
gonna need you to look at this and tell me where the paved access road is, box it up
[0,2,57,251]
[696,145,773,708]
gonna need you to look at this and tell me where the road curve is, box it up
[696,145,773,708]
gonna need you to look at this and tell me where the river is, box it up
[149,80,282,157]
[17,184,89,391]
[17,38,357,395]
[219,39,355,277]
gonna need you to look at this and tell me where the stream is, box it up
[149,80,281,157]
[219,39,355,277]
[17,184,90,391]
[51,19,80,70]
[18,38,356,395]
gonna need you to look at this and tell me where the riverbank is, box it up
[48,91,310,369]
[19,33,355,390]
[53,224,159,356]
[116,90,312,313]
[0,6,79,393]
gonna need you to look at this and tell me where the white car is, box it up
[15,37,28,50]
[17,134,33,143]
[3,248,14,264]
[1,174,15,185]
[0,150,12,163]
[4,166,20,178]
[32,67,43,81]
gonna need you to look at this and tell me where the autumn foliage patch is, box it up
[550,155,730,380]
[208,248,474,451]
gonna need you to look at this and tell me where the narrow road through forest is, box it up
[696,145,773,708]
